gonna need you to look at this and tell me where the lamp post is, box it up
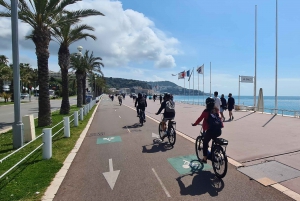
[11,0,24,148]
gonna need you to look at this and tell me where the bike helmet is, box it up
[205,97,215,110]
[164,93,171,99]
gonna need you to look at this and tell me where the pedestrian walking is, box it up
[220,94,227,121]
[213,91,221,111]
[227,93,235,120]
[159,95,162,104]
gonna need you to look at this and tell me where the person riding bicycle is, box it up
[118,94,123,104]
[135,93,147,121]
[192,97,223,163]
[155,93,175,140]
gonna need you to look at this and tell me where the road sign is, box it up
[103,159,120,190]
[97,136,122,144]
[167,154,212,175]
[240,76,253,83]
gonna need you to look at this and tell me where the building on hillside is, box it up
[119,88,131,94]
[108,88,117,93]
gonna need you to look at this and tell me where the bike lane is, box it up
[53,95,293,201]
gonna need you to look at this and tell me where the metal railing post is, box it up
[64,116,70,138]
[80,108,84,121]
[42,128,52,159]
[74,111,78,127]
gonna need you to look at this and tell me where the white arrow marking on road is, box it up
[103,137,115,141]
[103,159,120,190]
[152,133,159,138]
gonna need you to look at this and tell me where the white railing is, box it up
[0,95,102,179]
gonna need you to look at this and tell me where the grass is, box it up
[0,104,97,201]
[0,102,14,106]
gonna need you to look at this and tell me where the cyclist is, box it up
[135,93,147,121]
[118,94,123,105]
[155,93,175,140]
[192,97,223,163]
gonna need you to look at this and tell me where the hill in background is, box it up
[104,77,206,95]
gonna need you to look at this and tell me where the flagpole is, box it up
[254,5,257,108]
[203,64,204,105]
[198,70,199,105]
[210,62,211,97]
[193,67,195,104]
[275,0,278,114]
[188,75,190,104]
[184,75,186,102]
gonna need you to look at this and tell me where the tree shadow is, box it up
[142,139,173,153]
[0,122,13,130]
[176,171,225,197]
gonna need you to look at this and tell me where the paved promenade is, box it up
[45,95,300,200]
[124,96,300,196]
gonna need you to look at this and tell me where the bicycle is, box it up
[158,114,176,146]
[194,125,228,178]
[138,109,145,126]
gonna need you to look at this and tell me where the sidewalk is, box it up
[123,96,300,196]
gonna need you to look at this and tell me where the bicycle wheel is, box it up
[140,114,143,126]
[212,145,228,178]
[158,123,164,140]
[168,126,176,146]
[195,136,204,161]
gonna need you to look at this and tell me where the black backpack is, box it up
[138,97,146,107]
[208,113,223,130]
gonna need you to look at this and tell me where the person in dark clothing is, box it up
[220,94,227,121]
[155,93,175,140]
[192,97,223,163]
[135,93,147,121]
[227,93,235,120]
[159,95,163,104]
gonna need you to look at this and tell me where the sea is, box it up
[172,95,300,116]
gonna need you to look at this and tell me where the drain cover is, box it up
[238,161,300,185]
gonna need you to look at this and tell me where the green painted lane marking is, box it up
[167,154,212,175]
[97,136,122,144]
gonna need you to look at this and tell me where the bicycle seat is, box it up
[214,138,228,145]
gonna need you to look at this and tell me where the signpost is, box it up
[238,76,254,106]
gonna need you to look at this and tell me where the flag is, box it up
[178,71,185,79]
[188,69,193,81]
[197,64,204,74]
[186,70,190,78]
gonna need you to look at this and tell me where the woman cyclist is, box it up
[192,97,223,163]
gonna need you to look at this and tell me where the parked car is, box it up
[21,93,29,99]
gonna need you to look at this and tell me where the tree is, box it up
[0,0,103,126]
[70,50,104,107]
[81,50,104,104]
[52,22,101,114]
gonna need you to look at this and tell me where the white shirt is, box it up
[214,96,221,110]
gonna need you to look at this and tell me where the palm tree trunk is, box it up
[32,28,52,126]
[58,46,70,114]
[76,73,83,107]
[82,73,87,105]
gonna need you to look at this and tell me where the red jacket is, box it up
[193,110,210,131]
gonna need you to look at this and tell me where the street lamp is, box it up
[11,0,24,148]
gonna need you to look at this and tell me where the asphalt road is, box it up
[53,96,292,201]
[0,98,77,132]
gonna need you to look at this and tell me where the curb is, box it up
[41,99,102,201]
[124,103,300,201]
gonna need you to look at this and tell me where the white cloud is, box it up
[0,0,180,69]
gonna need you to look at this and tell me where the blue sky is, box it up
[1,0,300,96]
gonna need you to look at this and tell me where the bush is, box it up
[1,92,11,102]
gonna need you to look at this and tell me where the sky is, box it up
[1,0,300,96]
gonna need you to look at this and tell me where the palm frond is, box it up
[0,0,10,9]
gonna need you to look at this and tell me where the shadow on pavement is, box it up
[123,123,141,129]
[262,115,277,127]
[232,111,256,121]
[142,139,173,153]
[176,171,225,196]
[0,122,13,129]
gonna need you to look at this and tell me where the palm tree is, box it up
[0,55,9,65]
[82,50,104,104]
[0,0,104,126]
[70,50,104,107]
[52,23,100,114]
